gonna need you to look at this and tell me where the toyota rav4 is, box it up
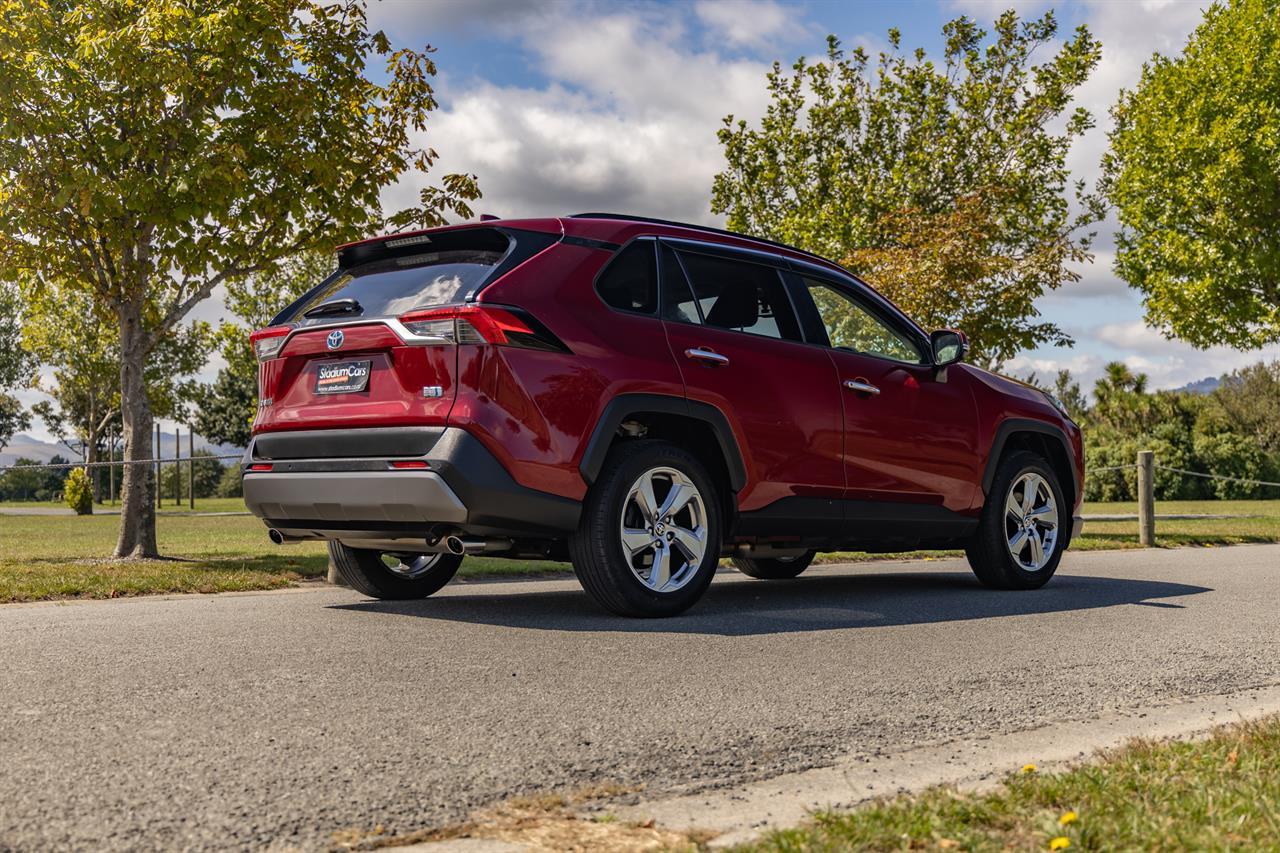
[243,213,1084,617]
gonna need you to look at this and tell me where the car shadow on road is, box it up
[329,570,1212,636]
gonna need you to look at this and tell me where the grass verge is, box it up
[2,499,1278,603]
[739,715,1280,851]
[0,512,565,603]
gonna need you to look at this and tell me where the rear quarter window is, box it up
[595,240,658,315]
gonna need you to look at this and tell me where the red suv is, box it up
[243,214,1084,617]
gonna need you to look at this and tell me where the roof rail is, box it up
[567,212,835,267]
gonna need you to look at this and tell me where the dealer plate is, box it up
[315,360,371,394]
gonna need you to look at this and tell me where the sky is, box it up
[16,0,1280,445]
[365,0,1280,393]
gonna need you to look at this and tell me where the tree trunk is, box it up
[86,394,100,505]
[114,301,158,559]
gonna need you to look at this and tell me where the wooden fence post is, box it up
[188,429,195,511]
[1137,449,1155,547]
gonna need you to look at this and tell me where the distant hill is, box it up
[1175,376,1221,395]
[1,432,243,468]
[0,433,65,466]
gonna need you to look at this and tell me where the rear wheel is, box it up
[328,541,463,600]
[569,440,721,617]
[731,550,815,579]
[965,450,1066,590]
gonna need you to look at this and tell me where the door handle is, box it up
[684,347,730,366]
[844,378,880,396]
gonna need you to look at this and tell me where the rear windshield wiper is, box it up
[303,298,362,319]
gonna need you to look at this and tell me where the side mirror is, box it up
[930,329,967,367]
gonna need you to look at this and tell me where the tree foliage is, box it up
[712,11,1104,367]
[0,0,479,556]
[63,467,93,515]
[0,391,29,454]
[1103,0,1280,349]
[0,279,33,391]
[23,281,208,497]
[1066,361,1280,501]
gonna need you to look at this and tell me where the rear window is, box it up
[278,228,513,325]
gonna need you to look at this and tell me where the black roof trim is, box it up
[567,212,834,267]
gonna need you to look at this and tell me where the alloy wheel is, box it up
[618,466,708,593]
[1004,472,1059,571]
[380,552,446,579]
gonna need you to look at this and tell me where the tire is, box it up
[731,550,815,579]
[328,541,463,600]
[569,440,722,617]
[966,450,1067,590]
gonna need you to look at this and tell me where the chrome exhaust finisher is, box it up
[267,528,286,545]
[445,536,513,556]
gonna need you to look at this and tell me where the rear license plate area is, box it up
[315,360,372,394]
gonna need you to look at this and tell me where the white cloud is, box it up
[408,5,776,223]
[694,0,810,49]
[1009,323,1280,395]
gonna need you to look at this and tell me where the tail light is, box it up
[250,326,290,362]
[400,305,568,352]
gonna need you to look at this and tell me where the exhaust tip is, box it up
[445,535,466,556]
[267,528,285,545]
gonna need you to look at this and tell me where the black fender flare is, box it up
[982,418,1078,502]
[578,393,747,492]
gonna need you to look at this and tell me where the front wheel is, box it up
[328,541,463,600]
[569,440,721,617]
[965,450,1066,590]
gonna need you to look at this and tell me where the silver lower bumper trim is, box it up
[243,470,467,525]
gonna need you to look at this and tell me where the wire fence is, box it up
[0,454,243,474]
[1085,461,1280,489]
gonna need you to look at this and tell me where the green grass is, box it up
[739,715,1280,851]
[0,496,251,513]
[0,511,566,603]
[811,499,1280,565]
[3,499,1278,604]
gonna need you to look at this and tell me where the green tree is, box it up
[160,449,225,500]
[0,392,30,455]
[712,11,1104,367]
[1103,0,1280,349]
[1209,361,1280,454]
[192,250,333,447]
[22,281,209,500]
[0,280,33,391]
[0,1,479,557]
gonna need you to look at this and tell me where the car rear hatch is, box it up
[251,226,559,434]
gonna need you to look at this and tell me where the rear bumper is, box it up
[243,426,580,541]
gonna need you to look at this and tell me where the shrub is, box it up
[215,464,243,498]
[63,467,93,515]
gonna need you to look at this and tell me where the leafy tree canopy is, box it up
[1104,0,1280,349]
[0,0,479,556]
[712,11,1104,368]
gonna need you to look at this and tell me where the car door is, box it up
[657,241,844,525]
[790,272,980,514]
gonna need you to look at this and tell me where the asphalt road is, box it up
[2,545,1278,851]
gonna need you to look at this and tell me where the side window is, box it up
[596,241,657,314]
[673,251,802,342]
[804,279,924,364]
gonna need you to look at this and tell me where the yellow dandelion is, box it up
[1049,837,1071,850]
[1022,763,1037,774]
[1059,811,1078,826]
